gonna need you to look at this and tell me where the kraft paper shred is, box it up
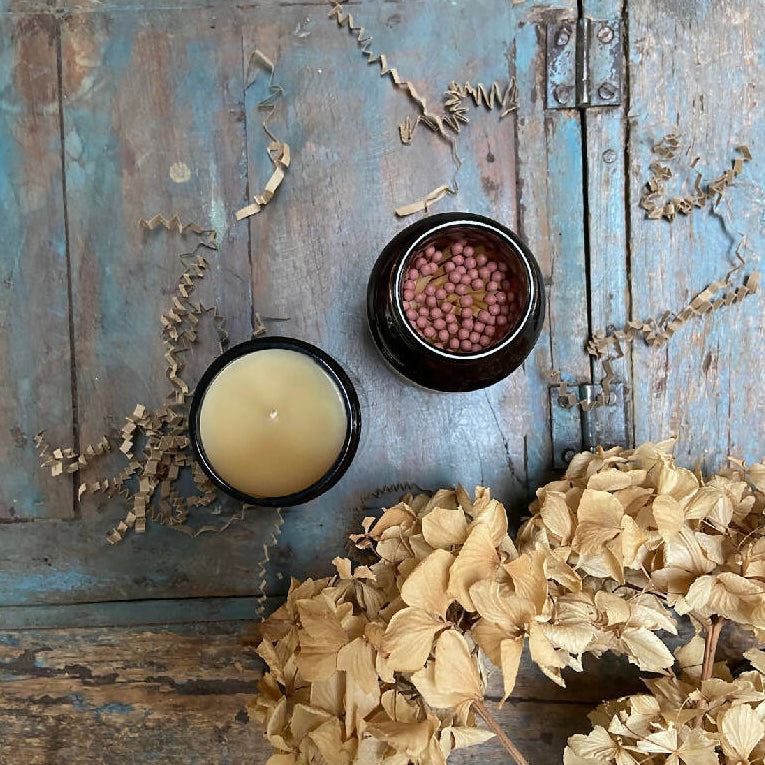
[552,258,760,410]
[552,139,758,412]
[640,139,752,222]
[236,50,291,221]
[327,0,516,216]
[35,218,267,546]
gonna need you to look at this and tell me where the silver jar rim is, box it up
[392,218,537,361]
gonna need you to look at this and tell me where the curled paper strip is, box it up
[552,260,760,410]
[254,506,285,619]
[328,2,433,131]
[640,139,752,222]
[36,220,250,543]
[394,184,453,218]
[346,481,424,553]
[34,432,111,477]
[444,79,519,122]
[549,359,616,412]
[139,214,217,246]
[587,262,760,360]
[554,135,759,412]
[328,0,514,216]
[236,50,291,221]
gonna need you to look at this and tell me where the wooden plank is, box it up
[0,624,264,765]
[0,596,280,630]
[62,6,251,519]
[512,2,588,486]
[240,0,586,590]
[0,0,586,607]
[0,6,293,609]
[0,515,284,606]
[0,14,74,520]
[626,0,765,469]
[0,620,753,764]
[0,7,289,608]
[0,623,623,764]
[582,2,634,449]
[62,9,251,516]
[0,1,56,13]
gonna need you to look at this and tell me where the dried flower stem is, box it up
[701,615,725,682]
[472,699,530,765]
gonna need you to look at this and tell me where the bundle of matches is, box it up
[401,239,524,352]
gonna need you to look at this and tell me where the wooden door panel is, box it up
[0,0,590,608]
[626,0,765,469]
[0,14,74,520]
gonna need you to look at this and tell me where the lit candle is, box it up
[191,339,360,504]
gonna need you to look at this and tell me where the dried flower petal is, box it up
[383,607,447,671]
[400,549,455,617]
[448,524,500,610]
[411,631,484,714]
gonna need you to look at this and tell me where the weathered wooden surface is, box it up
[0,622,634,764]
[0,619,754,764]
[0,14,73,521]
[244,0,585,593]
[0,0,590,607]
[1,0,764,762]
[626,0,765,470]
[62,7,252,518]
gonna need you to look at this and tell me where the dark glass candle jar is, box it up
[367,212,545,392]
[189,337,361,507]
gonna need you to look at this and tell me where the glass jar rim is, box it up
[392,217,538,361]
[188,337,361,507]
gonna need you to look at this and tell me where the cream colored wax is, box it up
[199,349,348,498]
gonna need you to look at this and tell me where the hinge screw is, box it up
[562,448,576,464]
[553,84,573,105]
[597,24,614,43]
[597,82,617,101]
[555,25,572,47]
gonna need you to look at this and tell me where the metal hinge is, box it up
[546,17,622,109]
[550,382,631,469]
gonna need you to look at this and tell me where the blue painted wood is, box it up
[0,620,648,763]
[240,0,584,593]
[512,3,586,487]
[626,0,765,471]
[583,0,633,448]
[0,14,74,520]
[4,4,762,762]
[0,514,284,606]
[0,8,284,608]
[61,8,253,524]
[0,0,596,608]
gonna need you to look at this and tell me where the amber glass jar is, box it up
[367,212,545,392]
[189,337,361,507]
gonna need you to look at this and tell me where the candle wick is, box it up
[269,409,278,420]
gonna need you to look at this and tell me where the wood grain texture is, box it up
[626,0,765,470]
[0,514,283,607]
[512,1,587,486]
[582,0,634,449]
[0,0,596,607]
[240,0,586,591]
[0,6,288,610]
[0,14,74,520]
[0,622,632,765]
[62,6,252,517]
[2,2,763,762]
[1,619,752,764]
[0,596,275,630]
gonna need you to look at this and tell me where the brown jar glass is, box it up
[189,337,361,507]
[367,212,545,392]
